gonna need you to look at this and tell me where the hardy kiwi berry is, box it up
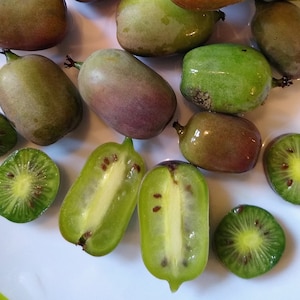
[263,133,300,204]
[213,204,286,279]
[0,148,60,223]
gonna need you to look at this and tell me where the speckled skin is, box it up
[0,0,68,50]
[251,0,300,79]
[116,0,223,57]
[180,43,273,114]
[172,0,243,10]
[77,49,177,139]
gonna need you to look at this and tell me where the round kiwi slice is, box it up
[0,147,60,223]
[0,113,17,156]
[213,204,286,279]
[263,133,300,204]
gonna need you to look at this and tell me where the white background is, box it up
[0,0,300,299]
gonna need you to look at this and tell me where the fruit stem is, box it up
[64,55,83,70]
[172,121,185,136]
[272,76,293,88]
[217,10,226,22]
[0,49,20,63]
[122,136,134,150]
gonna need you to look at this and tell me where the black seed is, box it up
[104,157,110,165]
[132,163,141,173]
[161,257,168,267]
[182,259,188,267]
[185,184,193,194]
[153,206,161,212]
[6,172,15,179]
[78,231,92,248]
[153,193,162,198]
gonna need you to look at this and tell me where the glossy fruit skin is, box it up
[138,160,209,292]
[180,43,273,114]
[263,133,300,204]
[251,0,300,79]
[59,137,146,257]
[173,112,262,173]
[172,0,243,10]
[75,49,177,139]
[0,51,83,146]
[0,0,68,50]
[116,0,224,57]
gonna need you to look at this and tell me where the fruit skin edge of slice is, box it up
[213,204,286,279]
[0,147,60,223]
[263,133,300,205]
[0,293,8,300]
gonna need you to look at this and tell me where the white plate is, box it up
[0,0,300,299]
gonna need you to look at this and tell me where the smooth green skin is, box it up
[0,148,60,223]
[0,0,68,50]
[138,160,209,292]
[173,112,262,173]
[59,137,146,257]
[116,0,224,57]
[251,0,300,79]
[263,133,300,204]
[76,49,177,139]
[213,204,286,278]
[180,43,273,114]
[0,113,17,156]
[0,51,83,146]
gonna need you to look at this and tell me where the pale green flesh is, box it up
[80,155,127,231]
[138,162,209,292]
[59,138,145,256]
[165,178,184,275]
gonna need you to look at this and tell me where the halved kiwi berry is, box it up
[213,204,285,279]
[0,113,17,156]
[0,148,60,223]
[263,133,300,204]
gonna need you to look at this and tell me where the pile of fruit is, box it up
[0,0,299,293]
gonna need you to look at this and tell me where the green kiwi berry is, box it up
[213,204,286,279]
[0,148,60,223]
[263,133,300,204]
